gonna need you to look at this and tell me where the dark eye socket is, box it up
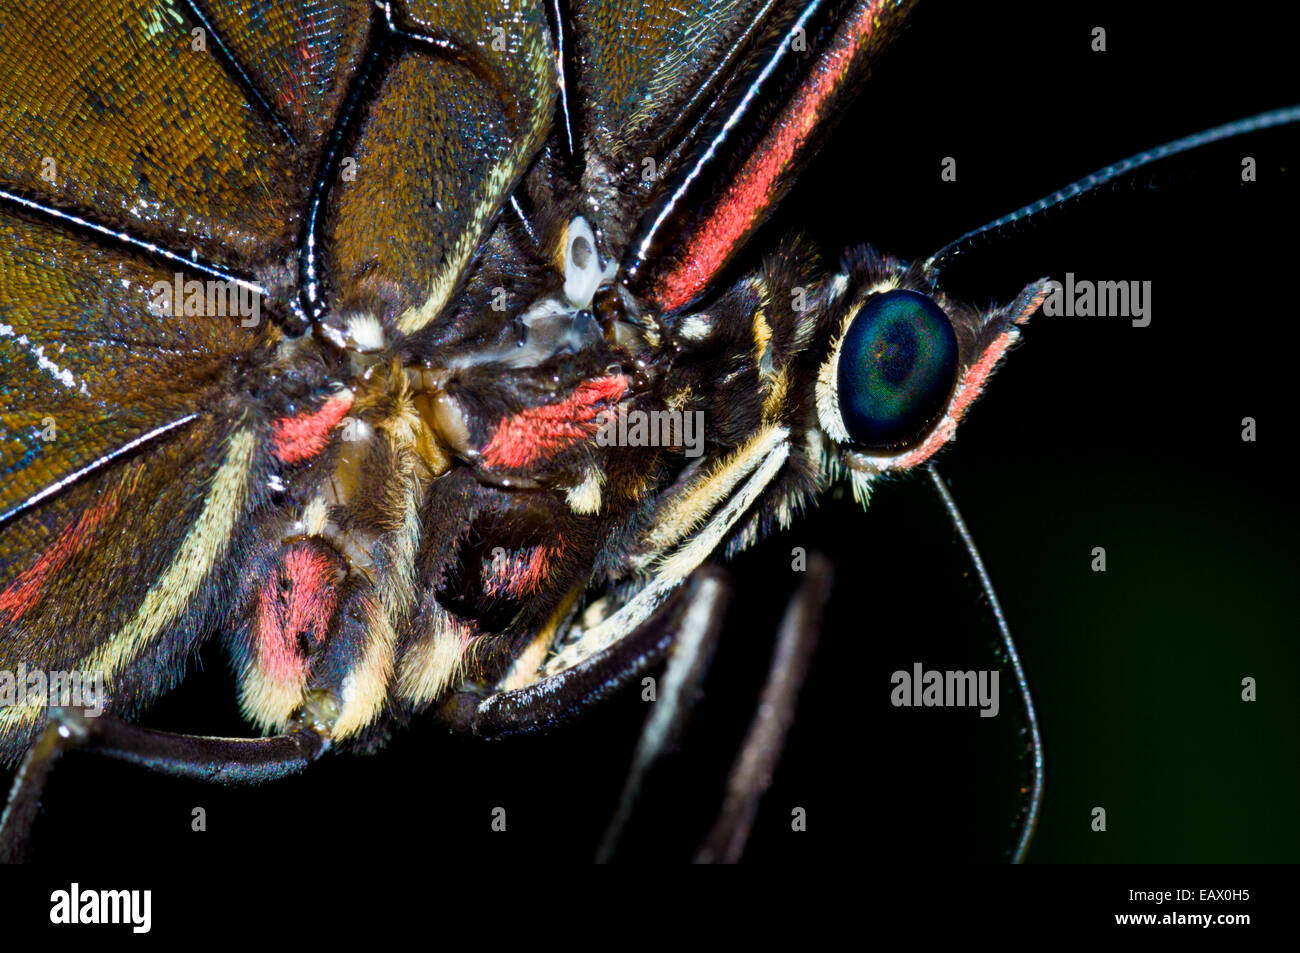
[836,289,958,449]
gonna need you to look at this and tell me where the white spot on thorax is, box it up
[563,216,617,308]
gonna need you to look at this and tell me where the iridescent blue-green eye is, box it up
[836,289,958,449]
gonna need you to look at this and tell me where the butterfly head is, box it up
[809,247,1051,499]
[659,240,1050,514]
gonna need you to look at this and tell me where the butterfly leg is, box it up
[0,708,326,863]
[452,568,731,738]
[694,553,832,863]
[594,568,732,862]
[433,568,731,859]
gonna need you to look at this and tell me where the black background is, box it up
[7,0,1298,873]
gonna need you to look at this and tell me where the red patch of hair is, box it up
[894,330,1017,470]
[481,375,627,470]
[254,543,341,684]
[272,392,354,464]
[892,287,1045,470]
[484,539,565,598]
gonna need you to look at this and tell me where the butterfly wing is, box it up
[0,213,275,761]
[332,0,556,335]
[562,0,916,310]
[1,0,560,756]
[0,0,323,758]
[0,1,553,759]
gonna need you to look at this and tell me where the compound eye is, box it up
[836,289,958,449]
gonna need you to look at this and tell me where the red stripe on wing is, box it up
[651,0,892,311]
[0,483,129,625]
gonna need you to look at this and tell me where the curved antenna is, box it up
[926,464,1043,864]
[923,104,1300,281]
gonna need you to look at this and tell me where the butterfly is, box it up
[2,0,1296,864]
